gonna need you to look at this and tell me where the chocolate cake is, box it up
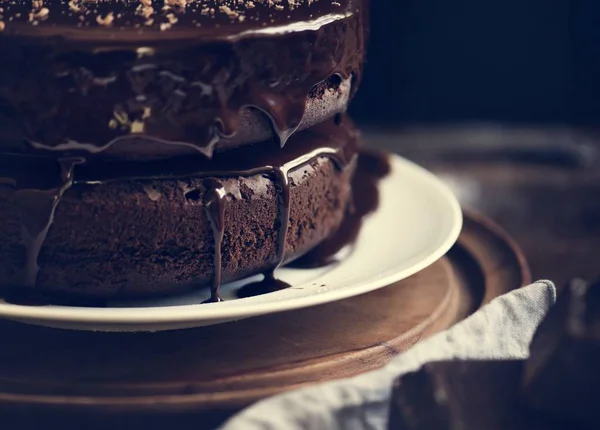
[0,0,372,300]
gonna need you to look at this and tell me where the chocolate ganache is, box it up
[0,0,375,302]
[0,0,366,160]
[0,116,359,300]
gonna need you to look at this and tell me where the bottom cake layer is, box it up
[0,117,359,299]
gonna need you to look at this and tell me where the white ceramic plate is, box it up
[0,154,462,331]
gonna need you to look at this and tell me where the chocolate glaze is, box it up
[236,148,390,299]
[202,178,226,302]
[272,167,291,267]
[0,116,358,302]
[0,156,82,289]
[231,147,390,300]
[0,0,366,160]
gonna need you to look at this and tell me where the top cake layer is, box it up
[0,0,357,41]
[0,0,366,160]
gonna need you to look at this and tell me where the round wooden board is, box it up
[0,212,530,430]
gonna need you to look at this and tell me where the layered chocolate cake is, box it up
[0,0,374,300]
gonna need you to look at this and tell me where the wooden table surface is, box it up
[366,125,600,288]
[0,212,528,430]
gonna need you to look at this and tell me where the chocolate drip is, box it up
[192,120,355,301]
[272,168,292,269]
[288,149,391,269]
[202,179,227,303]
[0,0,366,161]
[200,149,345,300]
[70,118,357,185]
[236,166,291,300]
[0,0,369,302]
[249,85,307,149]
[238,150,390,298]
[0,118,360,301]
[6,158,81,288]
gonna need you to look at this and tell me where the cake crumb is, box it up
[0,22,5,32]
[130,120,145,133]
[166,13,178,24]
[219,5,238,19]
[96,12,114,26]
[68,0,81,13]
[143,185,162,202]
[165,0,186,8]
[142,106,152,119]
[31,7,49,20]
[138,6,154,19]
[113,108,129,126]
[136,47,155,57]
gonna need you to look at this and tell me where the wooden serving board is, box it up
[0,211,530,430]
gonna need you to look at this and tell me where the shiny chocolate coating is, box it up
[0,0,366,160]
[0,116,361,298]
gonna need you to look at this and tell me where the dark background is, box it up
[347,0,600,286]
[350,0,598,127]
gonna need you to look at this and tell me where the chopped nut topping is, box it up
[0,0,328,32]
[142,106,152,119]
[130,120,145,133]
[140,6,154,19]
[68,1,81,13]
[165,0,187,8]
[166,13,178,24]
[136,47,155,57]
[219,5,237,18]
[96,12,114,26]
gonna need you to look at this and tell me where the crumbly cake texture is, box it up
[0,153,355,298]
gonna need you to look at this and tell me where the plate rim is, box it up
[0,154,463,326]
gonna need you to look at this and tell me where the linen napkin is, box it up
[220,280,556,430]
